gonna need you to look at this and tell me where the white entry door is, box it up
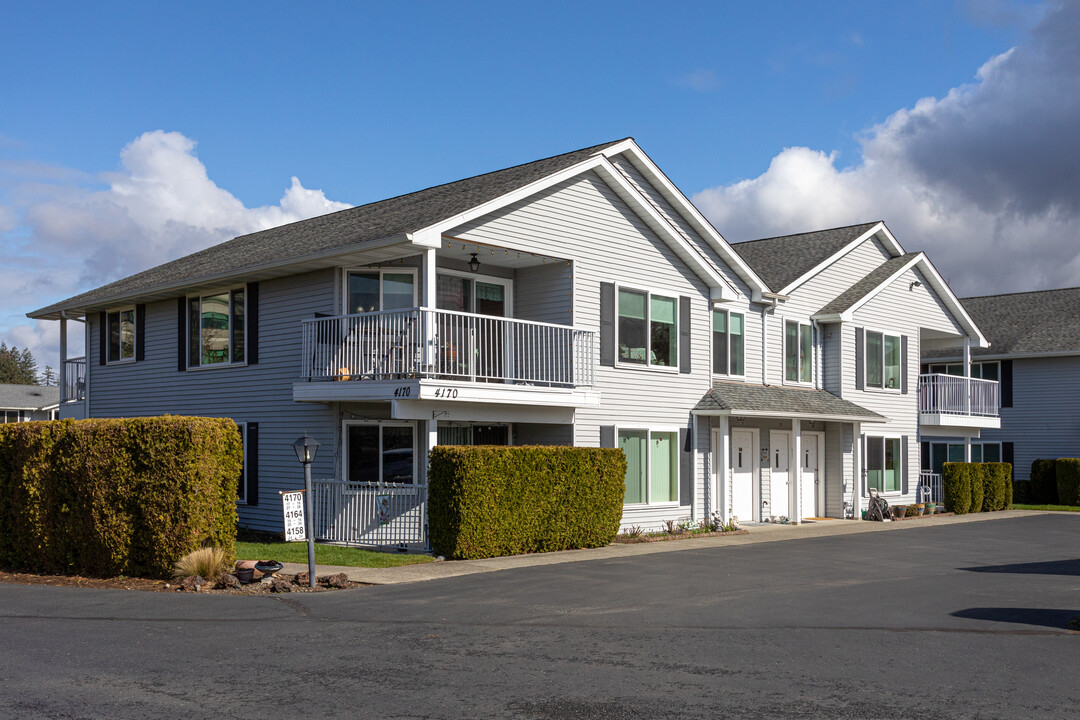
[801,434,821,518]
[730,429,755,522]
[770,431,790,518]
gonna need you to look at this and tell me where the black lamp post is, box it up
[292,433,320,588]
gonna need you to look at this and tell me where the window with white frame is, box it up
[866,330,901,390]
[345,269,417,314]
[928,361,999,382]
[1,410,26,423]
[188,288,245,367]
[866,435,902,493]
[617,288,677,368]
[107,308,136,363]
[619,428,679,505]
[712,310,745,376]
[345,422,416,485]
[924,441,1001,476]
[784,320,813,383]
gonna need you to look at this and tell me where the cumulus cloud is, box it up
[694,1,1080,297]
[0,130,350,372]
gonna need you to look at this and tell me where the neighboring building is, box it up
[27,140,992,545]
[921,286,1080,481]
[0,383,60,422]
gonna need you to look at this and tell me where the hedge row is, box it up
[942,462,1012,514]
[0,417,241,578]
[1013,459,1080,506]
[428,445,626,560]
[1056,459,1080,506]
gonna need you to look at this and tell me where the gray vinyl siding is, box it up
[822,322,842,394]
[515,262,572,325]
[86,269,339,531]
[979,355,1080,480]
[824,422,844,518]
[781,237,892,316]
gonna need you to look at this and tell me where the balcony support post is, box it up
[422,248,437,368]
[963,337,971,416]
[852,422,862,520]
[59,316,67,403]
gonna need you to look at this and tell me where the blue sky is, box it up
[3,0,1075,371]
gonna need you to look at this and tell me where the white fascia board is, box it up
[599,140,770,301]
[779,222,902,296]
[921,349,1080,362]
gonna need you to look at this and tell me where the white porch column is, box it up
[964,436,972,463]
[852,422,862,520]
[422,248,437,367]
[59,317,68,405]
[715,415,729,523]
[963,337,971,416]
[423,418,439,485]
[792,418,802,524]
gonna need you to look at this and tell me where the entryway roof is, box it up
[692,381,886,423]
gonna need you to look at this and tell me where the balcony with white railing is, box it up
[918,373,1000,429]
[294,308,599,409]
[62,356,86,403]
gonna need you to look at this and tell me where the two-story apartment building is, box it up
[921,286,1080,481]
[30,140,993,546]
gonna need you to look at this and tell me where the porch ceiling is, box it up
[440,236,570,270]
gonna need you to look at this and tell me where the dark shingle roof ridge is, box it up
[960,285,1080,301]
[732,220,883,246]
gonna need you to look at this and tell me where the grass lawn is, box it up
[236,530,434,568]
[1012,504,1080,512]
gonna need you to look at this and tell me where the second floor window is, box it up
[347,270,416,313]
[618,288,677,368]
[866,330,901,390]
[784,320,812,383]
[189,288,245,367]
[712,310,744,376]
[107,308,136,362]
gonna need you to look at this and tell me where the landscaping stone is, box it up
[179,575,206,592]
[269,577,292,593]
[218,573,240,590]
[324,573,350,589]
[293,571,310,586]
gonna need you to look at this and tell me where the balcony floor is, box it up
[293,377,601,410]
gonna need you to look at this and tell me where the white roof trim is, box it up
[779,222,905,296]
[691,407,888,423]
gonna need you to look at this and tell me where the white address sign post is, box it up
[281,490,307,542]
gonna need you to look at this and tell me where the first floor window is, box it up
[346,423,415,484]
[107,308,136,362]
[712,310,745,376]
[189,288,246,367]
[618,288,677,368]
[866,436,902,493]
[619,428,679,504]
[1,410,26,423]
[923,442,1000,475]
[784,320,812,383]
[866,330,901,389]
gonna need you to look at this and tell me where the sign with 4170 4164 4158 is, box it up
[280,490,307,541]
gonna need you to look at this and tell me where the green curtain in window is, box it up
[618,290,646,320]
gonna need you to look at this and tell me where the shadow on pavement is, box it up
[959,558,1080,576]
[951,607,1080,629]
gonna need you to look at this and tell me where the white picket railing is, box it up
[918,374,999,417]
[62,356,86,402]
[919,472,943,504]
[300,308,596,387]
[310,478,428,551]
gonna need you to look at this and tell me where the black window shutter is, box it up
[247,282,259,365]
[246,423,259,506]
[1002,442,1014,480]
[1000,360,1012,407]
[921,441,930,472]
[855,327,864,390]
[920,362,929,374]
[135,304,146,362]
[901,435,910,495]
[900,335,908,394]
[678,297,691,374]
[599,283,615,367]
[177,298,187,372]
[98,312,107,365]
[599,425,615,448]
[679,427,692,506]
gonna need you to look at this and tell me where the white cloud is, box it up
[694,1,1080,297]
[0,130,351,373]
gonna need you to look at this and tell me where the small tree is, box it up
[41,366,57,387]
[0,342,38,385]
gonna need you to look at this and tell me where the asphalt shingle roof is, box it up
[0,383,59,411]
[923,286,1080,358]
[814,253,921,317]
[731,222,882,292]
[693,381,885,421]
[30,139,627,318]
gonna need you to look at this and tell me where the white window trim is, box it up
[186,286,249,371]
[711,308,746,379]
[434,268,514,316]
[782,317,813,386]
[863,326,902,393]
[341,419,418,486]
[614,283,680,373]
[106,306,137,365]
[863,433,904,496]
[342,267,419,314]
[235,421,248,503]
[616,424,683,507]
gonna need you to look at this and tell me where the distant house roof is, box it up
[731,221,883,292]
[29,139,627,319]
[814,253,922,317]
[924,286,1080,359]
[692,381,886,422]
[0,383,59,411]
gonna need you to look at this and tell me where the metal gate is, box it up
[311,479,428,551]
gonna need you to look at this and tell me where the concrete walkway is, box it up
[280,509,1048,585]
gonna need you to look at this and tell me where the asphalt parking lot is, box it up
[2,512,1078,719]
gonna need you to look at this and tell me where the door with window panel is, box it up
[436,274,508,380]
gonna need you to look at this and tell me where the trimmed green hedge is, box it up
[984,463,1012,511]
[943,462,972,514]
[1013,480,1032,504]
[1031,459,1058,504]
[969,463,985,513]
[0,416,241,578]
[428,445,626,560]
[1057,459,1080,506]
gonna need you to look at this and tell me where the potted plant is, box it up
[891,504,907,519]
[924,502,936,515]
[914,503,926,515]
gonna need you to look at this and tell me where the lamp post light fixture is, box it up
[292,433,320,588]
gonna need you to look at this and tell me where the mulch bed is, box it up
[612,528,750,544]
[0,569,364,594]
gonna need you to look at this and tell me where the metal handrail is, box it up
[918,373,999,417]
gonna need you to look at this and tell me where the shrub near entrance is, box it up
[1030,459,1058,504]
[428,445,626,560]
[1056,459,1080,506]
[942,462,972,515]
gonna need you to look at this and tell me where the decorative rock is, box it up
[179,575,206,592]
[218,573,240,590]
[270,576,292,593]
[324,572,349,589]
[293,572,310,586]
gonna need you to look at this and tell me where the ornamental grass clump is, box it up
[173,546,230,583]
